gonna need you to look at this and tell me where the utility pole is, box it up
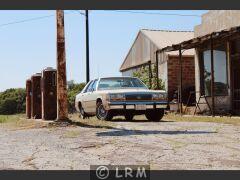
[86,10,90,83]
[56,10,68,121]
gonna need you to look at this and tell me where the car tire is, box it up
[96,101,113,121]
[125,113,134,121]
[145,109,164,122]
[79,103,87,119]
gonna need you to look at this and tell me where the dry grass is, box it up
[69,113,117,129]
[63,130,81,138]
[0,114,23,124]
[164,113,240,126]
[1,112,240,131]
[0,114,48,130]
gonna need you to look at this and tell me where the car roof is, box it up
[98,76,137,79]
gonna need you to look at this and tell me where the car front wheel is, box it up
[79,103,87,119]
[145,109,164,122]
[96,101,113,121]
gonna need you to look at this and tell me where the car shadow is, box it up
[96,129,217,137]
[61,119,217,137]
[70,121,116,130]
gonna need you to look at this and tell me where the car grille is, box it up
[125,94,152,101]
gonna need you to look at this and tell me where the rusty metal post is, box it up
[179,46,183,115]
[26,79,32,119]
[56,10,68,120]
[155,51,159,89]
[31,73,42,119]
[210,35,215,116]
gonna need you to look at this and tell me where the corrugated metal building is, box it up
[120,29,195,100]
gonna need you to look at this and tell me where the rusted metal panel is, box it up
[41,67,57,120]
[26,79,32,119]
[31,73,42,119]
[56,10,68,120]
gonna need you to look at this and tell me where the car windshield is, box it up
[98,77,148,90]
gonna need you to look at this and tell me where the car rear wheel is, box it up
[125,113,134,121]
[96,101,113,121]
[145,109,164,122]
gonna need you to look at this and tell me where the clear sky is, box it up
[0,10,207,92]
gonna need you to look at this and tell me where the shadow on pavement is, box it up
[96,129,217,137]
[109,118,174,123]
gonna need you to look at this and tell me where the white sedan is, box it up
[75,77,168,121]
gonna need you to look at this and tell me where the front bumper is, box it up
[105,101,168,111]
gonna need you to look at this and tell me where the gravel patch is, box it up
[0,118,240,170]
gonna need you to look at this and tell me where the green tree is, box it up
[0,88,26,115]
[133,64,165,90]
[67,81,86,113]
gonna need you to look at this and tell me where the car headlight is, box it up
[152,93,167,100]
[108,93,125,101]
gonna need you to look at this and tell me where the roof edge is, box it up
[140,29,194,33]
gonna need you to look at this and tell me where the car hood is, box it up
[97,89,166,94]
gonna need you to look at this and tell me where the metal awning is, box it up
[157,25,240,52]
[155,25,240,116]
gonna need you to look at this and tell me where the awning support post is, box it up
[179,46,183,116]
[210,34,215,116]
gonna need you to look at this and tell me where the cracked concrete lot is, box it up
[0,115,240,170]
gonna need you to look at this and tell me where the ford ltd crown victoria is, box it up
[75,77,168,121]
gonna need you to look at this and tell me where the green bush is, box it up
[0,81,86,115]
[67,81,86,113]
[133,64,165,90]
[0,88,26,115]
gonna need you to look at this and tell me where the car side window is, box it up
[83,81,93,93]
[91,80,98,91]
[87,80,99,92]
[86,80,97,92]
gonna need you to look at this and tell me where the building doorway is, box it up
[231,40,240,114]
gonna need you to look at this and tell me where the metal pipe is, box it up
[86,10,90,83]
[56,10,68,120]
[210,34,215,116]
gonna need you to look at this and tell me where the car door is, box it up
[88,79,98,114]
[81,80,93,112]
[84,79,99,113]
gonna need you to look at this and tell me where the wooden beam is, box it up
[210,35,215,116]
[227,41,233,113]
[179,46,183,115]
[56,10,68,121]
